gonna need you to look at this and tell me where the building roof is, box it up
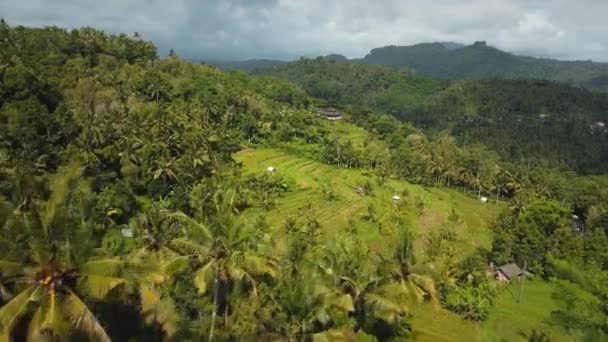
[318,108,343,117]
[498,263,523,280]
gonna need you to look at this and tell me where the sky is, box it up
[1,0,607,62]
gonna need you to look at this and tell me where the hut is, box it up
[318,108,343,121]
[266,166,276,173]
[494,263,523,283]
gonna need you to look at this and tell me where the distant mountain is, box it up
[355,42,608,91]
[203,55,348,72]
[441,42,465,50]
[203,59,286,72]
[321,54,348,62]
[204,41,608,91]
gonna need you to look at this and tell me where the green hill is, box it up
[358,41,608,91]
[254,57,446,112]
[201,58,287,71]
[209,41,608,92]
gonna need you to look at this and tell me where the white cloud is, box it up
[0,0,607,61]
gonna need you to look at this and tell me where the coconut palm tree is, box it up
[387,228,438,307]
[274,270,354,341]
[126,205,190,340]
[316,244,410,336]
[167,190,278,341]
[0,164,131,341]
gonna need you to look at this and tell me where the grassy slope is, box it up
[414,280,570,342]
[236,148,496,256]
[235,122,566,341]
[480,280,569,342]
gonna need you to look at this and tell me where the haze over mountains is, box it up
[205,41,608,91]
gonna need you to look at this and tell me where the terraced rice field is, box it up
[236,147,499,258]
[235,147,569,342]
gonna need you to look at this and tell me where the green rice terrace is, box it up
[235,145,569,341]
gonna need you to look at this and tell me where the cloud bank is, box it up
[1,0,607,61]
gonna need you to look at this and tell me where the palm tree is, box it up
[274,270,354,340]
[316,245,409,337]
[126,204,190,340]
[167,192,277,341]
[0,164,130,341]
[387,228,438,307]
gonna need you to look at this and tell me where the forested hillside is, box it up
[358,42,608,91]
[258,58,608,173]
[201,58,287,72]
[254,58,445,115]
[1,22,608,341]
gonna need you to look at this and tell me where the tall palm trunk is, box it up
[208,263,220,342]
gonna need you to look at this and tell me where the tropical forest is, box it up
[0,16,608,342]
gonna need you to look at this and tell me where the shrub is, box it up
[444,281,497,321]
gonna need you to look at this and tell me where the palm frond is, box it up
[161,255,189,276]
[409,274,439,304]
[241,253,278,278]
[0,260,22,277]
[327,293,354,312]
[228,265,257,295]
[128,249,175,286]
[139,284,179,338]
[80,258,128,277]
[140,285,161,313]
[0,285,41,335]
[168,238,210,255]
[27,306,45,341]
[165,211,212,241]
[142,293,179,338]
[42,163,83,237]
[79,275,127,299]
[365,291,405,323]
[154,297,179,338]
[62,290,111,342]
[193,261,216,295]
[400,278,426,307]
[40,291,69,340]
[313,284,354,312]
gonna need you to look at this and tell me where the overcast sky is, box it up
[1,0,607,61]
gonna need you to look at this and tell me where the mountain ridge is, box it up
[204,41,608,91]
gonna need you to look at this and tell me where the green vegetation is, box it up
[359,41,608,92]
[210,42,608,92]
[255,57,445,116]
[235,147,499,255]
[258,58,608,173]
[1,22,607,341]
[203,59,287,72]
[482,280,567,342]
